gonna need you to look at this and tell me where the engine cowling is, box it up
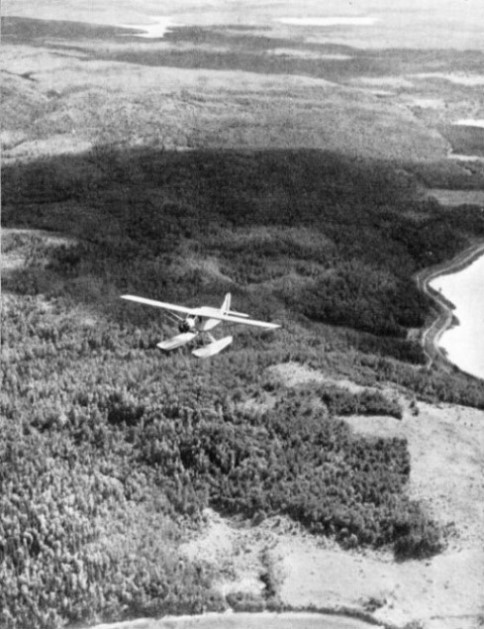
[178,317,196,333]
[178,321,190,333]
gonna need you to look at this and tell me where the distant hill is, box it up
[1,20,450,163]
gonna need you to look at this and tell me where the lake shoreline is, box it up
[415,240,484,379]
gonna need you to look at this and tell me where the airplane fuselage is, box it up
[178,314,221,334]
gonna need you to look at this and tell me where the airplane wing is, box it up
[190,309,280,329]
[121,295,280,329]
[121,295,194,315]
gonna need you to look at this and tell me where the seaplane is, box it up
[121,293,281,358]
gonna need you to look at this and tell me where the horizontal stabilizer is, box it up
[192,335,233,358]
[157,332,197,351]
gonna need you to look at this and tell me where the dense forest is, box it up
[4,148,482,329]
[2,146,484,627]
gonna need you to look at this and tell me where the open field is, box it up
[2,6,484,629]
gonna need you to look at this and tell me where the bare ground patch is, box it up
[345,400,484,548]
[3,227,78,247]
[2,227,78,273]
[267,361,370,394]
[276,537,484,629]
[426,188,484,207]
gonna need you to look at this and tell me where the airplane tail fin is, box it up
[220,292,250,318]
[221,293,231,315]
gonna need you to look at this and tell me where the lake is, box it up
[5,0,484,50]
[118,16,176,38]
[276,17,379,26]
[430,254,484,380]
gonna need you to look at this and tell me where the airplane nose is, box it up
[178,321,190,333]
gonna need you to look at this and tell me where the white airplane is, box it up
[121,293,281,358]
